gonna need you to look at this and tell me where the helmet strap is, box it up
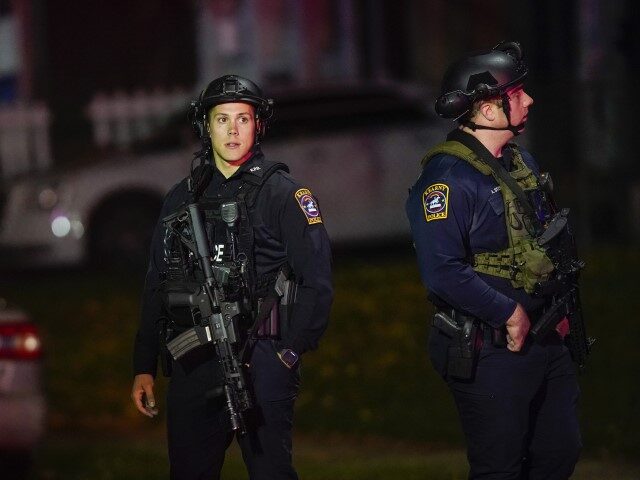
[464,93,525,136]
[464,121,525,136]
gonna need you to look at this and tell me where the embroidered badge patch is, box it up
[295,188,323,225]
[423,183,449,221]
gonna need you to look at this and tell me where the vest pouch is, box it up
[519,244,555,294]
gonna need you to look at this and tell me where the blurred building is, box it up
[1,0,639,243]
[0,2,18,102]
[4,0,512,156]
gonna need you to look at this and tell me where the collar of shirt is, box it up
[448,128,513,171]
[206,150,265,197]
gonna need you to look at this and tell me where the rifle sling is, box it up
[448,129,543,233]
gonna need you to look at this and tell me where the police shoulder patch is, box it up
[295,188,323,225]
[423,183,449,222]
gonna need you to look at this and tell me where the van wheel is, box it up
[89,195,162,271]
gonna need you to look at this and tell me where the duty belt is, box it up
[433,308,507,347]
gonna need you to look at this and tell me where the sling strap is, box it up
[446,129,543,235]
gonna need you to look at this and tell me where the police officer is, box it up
[406,42,581,479]
[131,75,333,479]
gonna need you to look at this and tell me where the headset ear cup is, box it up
[256,99,274,140]
[264,99,274,121]
[435,91,472,119]
[188,101,202,138]
[189,88,209,139]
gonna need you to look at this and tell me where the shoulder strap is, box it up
[447,129,543,234]
[239,161,289,208]
[421,140,493,175]
[232,161,288,312]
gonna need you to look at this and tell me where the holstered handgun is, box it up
[433,310,482,380]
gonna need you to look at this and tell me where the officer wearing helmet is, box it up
[131,75,333,479]
[406,42,582,478]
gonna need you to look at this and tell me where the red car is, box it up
[0,298,46,478]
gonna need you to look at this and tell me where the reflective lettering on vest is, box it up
[206,212,232,264]
[213,244,225,262]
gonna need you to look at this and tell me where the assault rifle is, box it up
[529,206,595,372]
[162,201,253,434]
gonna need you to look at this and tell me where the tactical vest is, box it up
[422,141,554,294]
[162,161,289,327]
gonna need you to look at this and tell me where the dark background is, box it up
[5,0,640,243]
[1,0,639,477]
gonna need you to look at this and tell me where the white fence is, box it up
[85,87,191,150]
[0,102,52,180]
[0,88,191,181]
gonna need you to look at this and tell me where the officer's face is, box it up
[505,85,533,127]
[208,103,257,165]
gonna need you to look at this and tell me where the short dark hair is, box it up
[458,95,503,125]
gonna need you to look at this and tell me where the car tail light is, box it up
[0,323,43,360]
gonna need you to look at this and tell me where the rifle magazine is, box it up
[166,325,212,360]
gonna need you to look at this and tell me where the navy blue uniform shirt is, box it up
[134,151,333,376]
[406,131,545,329]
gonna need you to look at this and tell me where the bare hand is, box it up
[131,374,158,417]
[505,303,530,352]
[556,316,570,339]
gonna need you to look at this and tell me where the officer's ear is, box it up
[478,99,501,122]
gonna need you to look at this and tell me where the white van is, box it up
[0,84,449,268]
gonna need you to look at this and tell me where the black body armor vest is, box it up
[161,161,288,329]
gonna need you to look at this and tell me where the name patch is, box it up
[295,188,323,224]
[423,183,449,221]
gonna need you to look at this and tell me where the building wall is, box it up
[36,0,196,161]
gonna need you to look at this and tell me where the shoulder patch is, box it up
[423,183,449,222]
[294,188,323,224]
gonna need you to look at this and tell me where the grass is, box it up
[28,432,640,480]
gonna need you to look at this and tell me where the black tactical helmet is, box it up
[189,74,274,140]
[435,41,528,120]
